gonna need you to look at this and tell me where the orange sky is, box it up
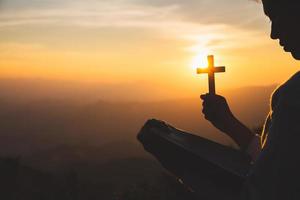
[0,0,299,99]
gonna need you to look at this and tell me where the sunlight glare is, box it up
[191,50,210,72]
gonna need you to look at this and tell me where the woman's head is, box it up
[262,0,300,60]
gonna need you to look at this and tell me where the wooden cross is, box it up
[197,55,225,94]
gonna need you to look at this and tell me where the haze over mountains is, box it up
[0,78,187,103]
[0,78,276,157]
[0,78,277,199]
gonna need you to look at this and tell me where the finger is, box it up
[210,94,226,102]
[204,115,209,120]
[205,94,217,101]
[203,99,214,108]
[205,112,216,121]
[200,93,208,100]
[202,101,207,107]
[204,113,214,121]
[203,106,216,115]
[202,107,213,116]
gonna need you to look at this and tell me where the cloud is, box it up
[0,0,270,54]
[0,1,179,28]
[131,0,267,28]
[0,0,267,29]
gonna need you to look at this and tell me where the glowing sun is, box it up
[191,50,210,72]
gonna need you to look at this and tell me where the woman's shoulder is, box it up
[271,71,300,110]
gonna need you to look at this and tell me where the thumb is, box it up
[200,93,208,100]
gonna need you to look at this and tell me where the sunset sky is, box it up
[0,0,299,99]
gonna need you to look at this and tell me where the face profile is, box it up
[263,1,300,60]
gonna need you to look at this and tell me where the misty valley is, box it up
[0,80,274,199]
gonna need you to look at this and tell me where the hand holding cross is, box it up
[197,55,225,94]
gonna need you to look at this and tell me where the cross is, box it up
[197,55,225,94]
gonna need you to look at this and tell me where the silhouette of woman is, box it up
[201,1,300,199]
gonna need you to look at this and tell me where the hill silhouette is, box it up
[0,79,276,199]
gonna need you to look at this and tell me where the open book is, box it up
[137,119,252,199]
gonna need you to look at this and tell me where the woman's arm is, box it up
[223,115,257,151]
[200,94,260,154]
